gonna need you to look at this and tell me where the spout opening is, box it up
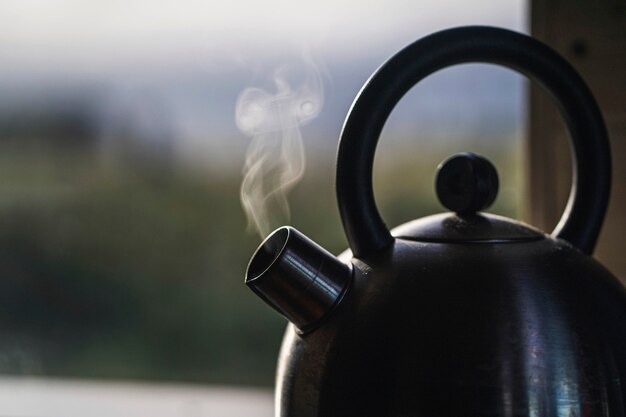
[246,227,290,283]
[244,225,353,332]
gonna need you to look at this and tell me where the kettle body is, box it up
[245,27,626,416]
[275,233,626,416]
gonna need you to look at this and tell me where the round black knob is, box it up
[435,153,499,215]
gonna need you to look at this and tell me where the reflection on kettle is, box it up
[245,26,626,416]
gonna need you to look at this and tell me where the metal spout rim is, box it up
[245,226,291,284]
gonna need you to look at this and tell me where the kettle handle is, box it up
[336,26,611,257]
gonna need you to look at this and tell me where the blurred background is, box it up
[0,0,529,414]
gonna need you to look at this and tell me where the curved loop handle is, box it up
[336,26,611,257]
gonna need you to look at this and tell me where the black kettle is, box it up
[245,26,626,416]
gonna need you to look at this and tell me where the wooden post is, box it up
[529,0,626,282]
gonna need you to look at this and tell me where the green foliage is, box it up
[0,141,520,386]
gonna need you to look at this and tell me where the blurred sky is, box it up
[0,0,527,167]
[1,0,525,69]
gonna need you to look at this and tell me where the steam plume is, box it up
[236,58,323,239]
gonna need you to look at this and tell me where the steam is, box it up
[236,58,323,239]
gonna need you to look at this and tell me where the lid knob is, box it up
[435,153,499,215]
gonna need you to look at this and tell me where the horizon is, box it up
[0,1,527,166]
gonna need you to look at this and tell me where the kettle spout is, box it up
[245,226,352,333]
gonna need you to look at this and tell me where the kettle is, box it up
[245,26,626,416]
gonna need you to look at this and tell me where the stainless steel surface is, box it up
[246,226,352,333]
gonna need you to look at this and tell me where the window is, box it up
[0,1,526,414]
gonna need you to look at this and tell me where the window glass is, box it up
[0,1,525,414]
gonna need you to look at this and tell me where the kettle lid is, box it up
[393,153,543,243]
[392,212,544,243]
